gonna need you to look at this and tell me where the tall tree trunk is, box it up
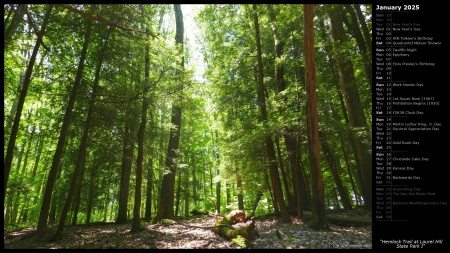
[31,133,45,176]
[275,137,293,210]
[5,72,24,147]
[4,4,27,49]
[263,165,277,214]
[131,25,152,232]
[318,17,366,208]
[5,195,13,225]
[304,4,327,230]
[145,157,153,219]
[328,5,372,209]
[28,133,45,222]
[215,170,221,214]
[145,112,155,219]
[49,197,57,225]
[21,198,29,223]
[268,4,310,217]
[184,165,190,217]
[53,22,110,240]
[332,187,342,209]
[284,134,311,214]
[4,5,53,203]
[226,182,231,213]
[320,130,352,210]
[267,4,286,93]
[86,161,97,224]
[37,6,93,231]
[103,177,111,222]
[20,122,35,175]
[30,156,49,222]
[237,169,244,210]
[353,4,372,54]
[116,121,135,223]
[48,163,63,226]
[202,160,207,201]
[343,4,372,88]
[329,102,361,206]
[253,4,290,224]
[153,4,184,224]
[175,171,182,217]
[192,153,197,208]
[131,105,145,231]
[71,161,85,225]
[15,121,36,224]
[214,131,221,214]
[11,192,21,225]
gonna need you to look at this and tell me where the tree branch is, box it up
[54,4,159,39]
[19,5,51,52]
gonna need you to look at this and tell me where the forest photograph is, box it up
[4,4,372,249]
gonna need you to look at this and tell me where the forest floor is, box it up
[4,209,372,249]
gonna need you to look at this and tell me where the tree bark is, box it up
[53,17,110,240]
[318,16,366,208]
[252,4,290,224]
[353,4,372,54]
[152,4,184,224]
[131,24,152,232]
[145,156,153,219]
[267,4,311,216]
[263,165,277,214]
[320,131,352,210]
[304,4,327,230]
[184,164,190,217]
[37,5,93,231]
[116,121,134,223]
[332,187,341,209]
[214,131,221,214]
[131,98,146,232]
[236,170,244,210]
[192,153,197,208]
[275,137,294,210]
[328,5,372,209]
[329,101,362,206]
[4,5,53,204]
[86,168,95,224]
[175,169,182,217]
[284,133,311,213]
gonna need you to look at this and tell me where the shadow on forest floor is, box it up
[4,209,372,249]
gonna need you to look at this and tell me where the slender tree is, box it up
[213,131,221,214]
[236,168,244,210]
[320,130,352,210]
[343,4,372,88]
[253,4,291,224]
[37,5,94,231]
[4,5,53,203]
[53,21,112,240]
[152,4,184,223]
[317,15,367,208]
[4,4,27,49]
[131,25,152,232]
[328,4,372,209]
[267,4,311,217]
[353,4,372,54]
[304,4,327,230]
[116,121,135,223]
